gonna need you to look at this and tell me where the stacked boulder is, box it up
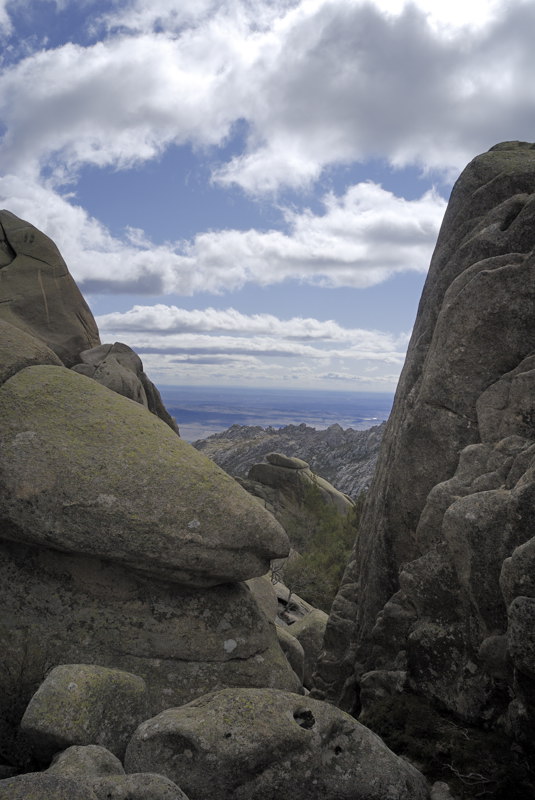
[314,143,535,775]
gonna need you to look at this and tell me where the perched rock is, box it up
[0,318,62,386]
[194,421,385,499]
[0,210,100,366]
[72,342,180,435]
[0,366,289,587]
[124,688,429,800]
[286,608,328,688]
[21,665,149,760]
[0,540,300,718]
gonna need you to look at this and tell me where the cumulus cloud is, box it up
[0,174,445,293]
[0,0,534,192]
[96,303,409,388]
[0,0,535,193]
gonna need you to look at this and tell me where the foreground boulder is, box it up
[47,746,190,800]
[0,366,289,587]
[21,665,148,761]
[0,210,100,366]
[124,688,429,800]
[314,142,535,788]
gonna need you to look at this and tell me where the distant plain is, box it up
[159,385,394,442]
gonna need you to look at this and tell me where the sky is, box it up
[0,0,533,391]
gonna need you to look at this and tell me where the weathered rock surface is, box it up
[72,342,180,435]
[124,688,429,800]
[0,210,100,366]
[0,773,98,800]
[236,452,354,557]
[286,608,329,689]
[194,421,385,499]
[47,746,190,800]
[21,665,149,761]
[0,365,289,587]
[314,143,535,771]
[0,540,300,720]
[0,318,62,386]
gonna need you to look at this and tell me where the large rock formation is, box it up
[314,143,535,785]
[0,215,304,761]
[194,421,385,499]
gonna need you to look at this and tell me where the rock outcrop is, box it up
[194,421,385,499]
[314,142,535,785]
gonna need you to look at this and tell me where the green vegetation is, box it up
[280,483,365,612]
[361,693,534,799]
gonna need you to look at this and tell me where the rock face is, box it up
[0,210,100,366]
[314,143,535,760]
[124,688,429,800]
[194,421,385,499]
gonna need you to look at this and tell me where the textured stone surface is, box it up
[286,609,328,689]
[125,688,429,800]
[21,665,149,760]
[276,625,305,682]
[0,318,62,386]
[47,748,190,800]
[0,539,300,718]
[72,342,180,435]
[314,142,535,756]
[47,745,124,777]
[0,773,98,799]
[0,210,100,366]
[0,365,289,587]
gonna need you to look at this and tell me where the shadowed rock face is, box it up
[314,143,535,742]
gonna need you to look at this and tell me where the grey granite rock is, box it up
[21,665,149,761]
[0,365,289,587]
[314,144,535,726]
[124,688,429,800]
[0,210,100,366]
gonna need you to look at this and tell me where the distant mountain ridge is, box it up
[193,421,386,498]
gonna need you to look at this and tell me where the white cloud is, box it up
[95,303,408,388]
[97,304,409,351]
[0,0,534,193]
[0,174,445,293]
